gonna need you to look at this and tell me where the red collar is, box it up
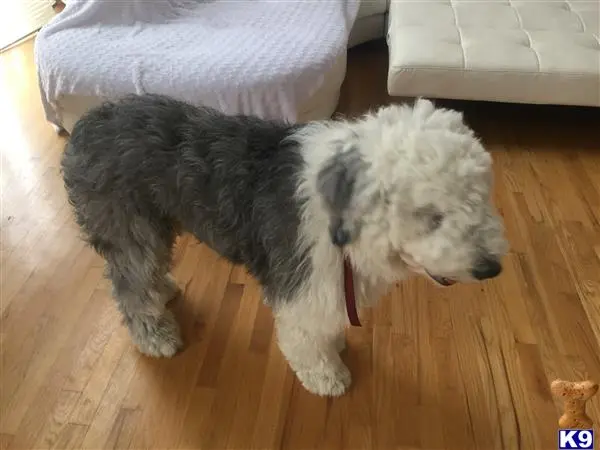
[343,258,361,327]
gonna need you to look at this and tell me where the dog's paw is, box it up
[296,362,352,397]
[132,310,183,358]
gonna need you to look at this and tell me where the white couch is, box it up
[386,0,600,107]
[40,0,391,133]
[36,1,368,133]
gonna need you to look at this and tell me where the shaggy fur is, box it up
[61,94,508,396]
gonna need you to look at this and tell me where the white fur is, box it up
[274,99,508,396]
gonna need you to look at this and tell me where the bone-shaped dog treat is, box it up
[551,379,599,429]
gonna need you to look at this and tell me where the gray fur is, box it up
[61,94,312,356]
[316,144,365,246]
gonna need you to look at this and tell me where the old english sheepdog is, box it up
[61,94,508,397]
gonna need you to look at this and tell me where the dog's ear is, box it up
[316,144,364,247]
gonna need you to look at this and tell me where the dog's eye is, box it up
[430,213,444,231]
[415,206,444,232]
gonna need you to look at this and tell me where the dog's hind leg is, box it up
[99,219,183,358]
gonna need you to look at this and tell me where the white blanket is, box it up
[35,0,360,126]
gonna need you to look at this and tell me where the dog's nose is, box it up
[471,257,502,280]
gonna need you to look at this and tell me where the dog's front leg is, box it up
[275,302,350,397]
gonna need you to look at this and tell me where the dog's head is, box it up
[313,99,508,286]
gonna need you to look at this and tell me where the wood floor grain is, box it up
[2,38,599,450]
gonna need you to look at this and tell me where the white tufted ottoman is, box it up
[386,0,600,107]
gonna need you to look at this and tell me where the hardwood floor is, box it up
[2,38,599,450]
